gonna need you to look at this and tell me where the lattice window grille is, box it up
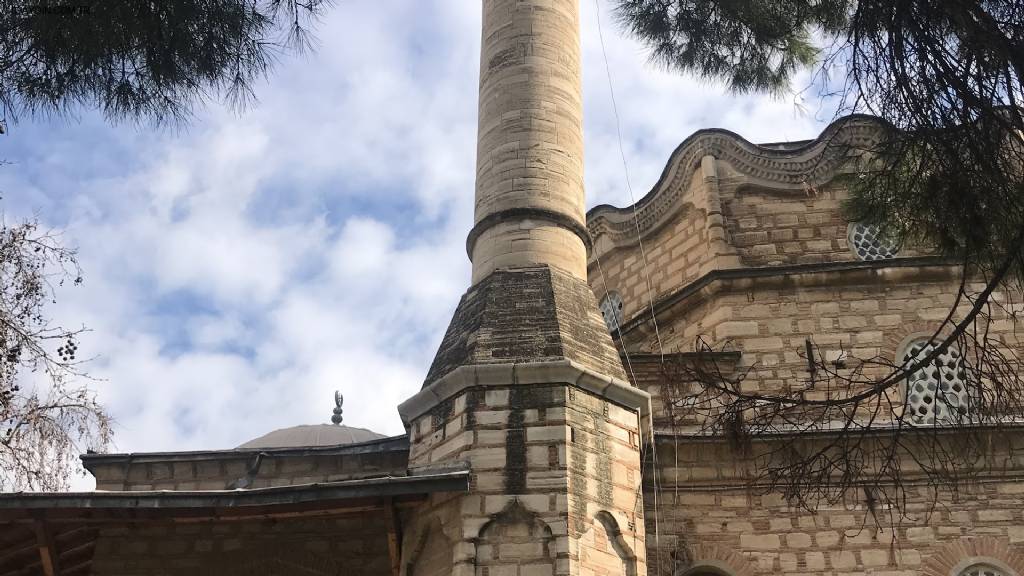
[902,339,970,425]
[961,565,1009,576]
[599,292,624,333]
[848,222,900,261]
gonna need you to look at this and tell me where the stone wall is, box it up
[590,167,718,326]
[589,142,1024,431]
[591,197,710,325]
[618,269,1024,430]
[717,180,919,268]
[642,436,1024,576]
[589,119,1024,576]
[91,515,392,576]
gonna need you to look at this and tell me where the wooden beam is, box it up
[385,499,402,576]
[33,521,59,576]
[2,494,429,524]
[169,504,388,524]
[57,539,95,565]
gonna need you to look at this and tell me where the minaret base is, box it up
[398,360,649,576]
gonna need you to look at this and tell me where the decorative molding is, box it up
[672,542,757,576]
[398,359,652,430]
[471,499,555,547]
[922,537,1024,576]
[466,207,593,258]
[587,114,886,250]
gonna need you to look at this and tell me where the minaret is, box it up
[398,2,649,575]
[469,0,589,284]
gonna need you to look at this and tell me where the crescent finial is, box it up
[331,391,344,425]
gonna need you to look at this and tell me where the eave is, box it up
[0,470,469,523]
[79,434,409,471]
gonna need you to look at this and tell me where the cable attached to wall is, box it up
[593,1,666,573]
[592,0,666,364]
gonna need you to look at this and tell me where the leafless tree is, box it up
[0,213,111,491]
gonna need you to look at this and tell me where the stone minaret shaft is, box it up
[470,0,588,284]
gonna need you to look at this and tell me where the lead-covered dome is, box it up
[237,424,386,449]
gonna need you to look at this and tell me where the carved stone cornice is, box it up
[586,114,888,249]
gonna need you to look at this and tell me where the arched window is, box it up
[599,291,624,333]
[848,222,900,261]
[961,564,1011,576]
[679,564,738,576]
[901,338,970,425]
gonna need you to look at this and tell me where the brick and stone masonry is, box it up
[585,115,1024,575]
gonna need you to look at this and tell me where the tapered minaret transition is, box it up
[398,2,649,575]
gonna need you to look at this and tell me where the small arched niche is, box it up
[474,500,555,576]
[405,519,453,576]
[579,511,638,576]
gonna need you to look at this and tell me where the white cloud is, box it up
[1,0,837,492]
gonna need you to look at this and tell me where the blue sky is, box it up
[0,0,832,488]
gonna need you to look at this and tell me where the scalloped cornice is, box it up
[586,114,887,250]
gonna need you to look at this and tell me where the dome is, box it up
[237,424,387,449]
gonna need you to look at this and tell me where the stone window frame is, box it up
[847,221,901,261]
[678,561,739,576]
[897,333,972,426]
[923,537,1024,576]
[599,290,625,333]
[951,558,1020,576]
[673,542,756,576]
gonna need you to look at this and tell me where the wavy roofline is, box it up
[586,113,889,221]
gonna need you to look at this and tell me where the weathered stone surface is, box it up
[423,265,627,388]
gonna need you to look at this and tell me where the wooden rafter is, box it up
[33,521,60,576]
[385,499,403,576]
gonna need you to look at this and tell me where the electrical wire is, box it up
[592,0,666,362]
[592,1,667,572]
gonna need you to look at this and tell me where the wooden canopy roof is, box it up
[0,471,469,576]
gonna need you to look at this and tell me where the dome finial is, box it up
[331,390,344,425]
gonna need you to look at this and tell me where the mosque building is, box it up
[1,1,1023,575]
